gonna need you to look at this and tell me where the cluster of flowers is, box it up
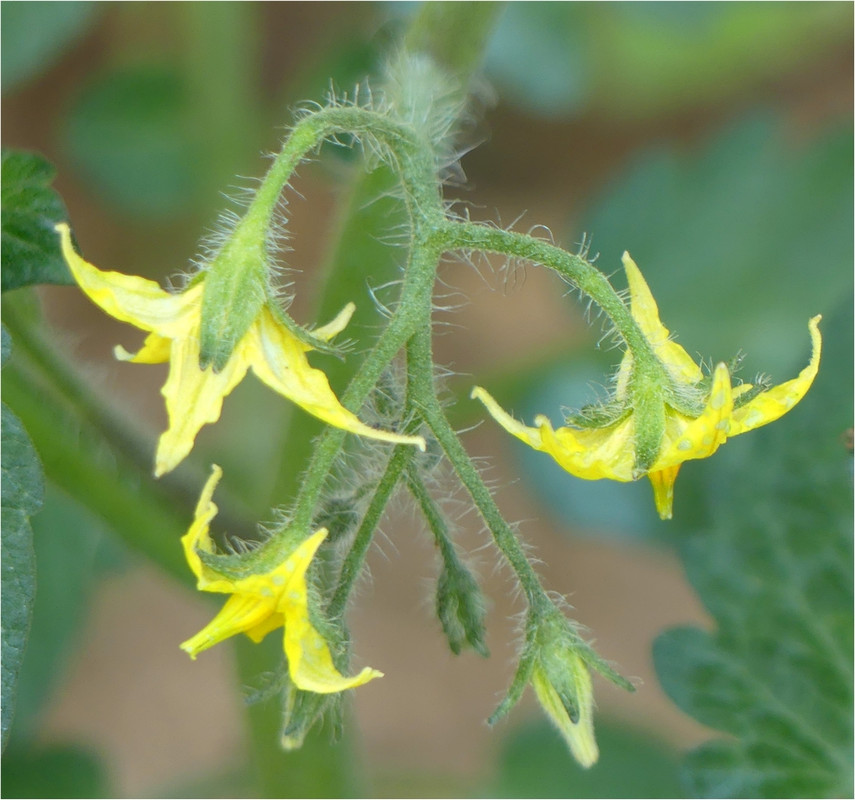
[57,209,820,763]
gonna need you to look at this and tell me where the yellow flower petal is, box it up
[114,332,171,364]
[622,252,702,384]
[155,332,250,477]
[538,415,636,481]
[180,593,277,659]
[273,529,383,693]
[729,315,821,437]
[647,465,681,521]
[470,386,545,450]
[311,302,356,341]
[55,223,200,337]
[657,363,733,468]
[471,386,634,481]
[181,464,223,583]
[249,307,425,451]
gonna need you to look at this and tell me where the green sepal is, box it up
[267,301,350,359]
[196,523,313,581]
[488,647,536,726]
[280,678,341,751]
[630,364,667,474]
[198,226,268,372]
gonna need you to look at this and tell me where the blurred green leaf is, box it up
[1,151,72,292]
[0,1,98,93]
[653,301,853,798]
[0,384,44,748]
[580,117,852,377]
[590,3,850,117]
[478,3,850,119]
[484,3,590,117]
[11,486,123,740]
[0,744,111,799]
[491,718,683,798]
[63,65,200,218]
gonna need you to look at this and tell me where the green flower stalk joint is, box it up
[473,253,822,519]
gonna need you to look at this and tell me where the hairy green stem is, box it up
[326,444,411,621]
[441,221,657,362]
[407,324,550,611]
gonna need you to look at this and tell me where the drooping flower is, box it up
[180,465,382,693]
[56,223,425,476]
[473,252,821,519]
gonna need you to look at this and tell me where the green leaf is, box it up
[10,486,123,741]
[1,151,72,292]
[0,1,98,93]
[473,3,850,119]
[580,117,853,377]
[0,398,44,749]
[0,744,111,799]
[62,65,199,218]
[653,302,853,798]
[490,718,683,798]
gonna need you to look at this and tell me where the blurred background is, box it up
[2,2,852,797]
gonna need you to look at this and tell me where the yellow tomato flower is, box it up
[56,224,425,476]
[180,465,382,693]
[473,253,821,519]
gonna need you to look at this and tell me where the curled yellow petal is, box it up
[729,315,822,437]
[537,416,635,481]
[622,252,702,384]
[470,386,544,450]
[276,529,383,693]
[114,332,171,364]
[155,333,250,477]
[657,363,733,468]
[181,464,223,584]
[250,307,425,451]
[471,386,634,481]
[312,302,356,341]
[180,593,276,659]
[55,223,199,337]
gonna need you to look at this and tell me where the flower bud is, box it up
[436,556,489,657]
[531,644,598,768]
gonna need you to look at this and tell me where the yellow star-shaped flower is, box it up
[56,224,425,476]
[473,253,821,519]
[180,465,382,693]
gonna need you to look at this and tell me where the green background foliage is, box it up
[1,2,851,797]
[1,151,72,291]
[0,326,43,749]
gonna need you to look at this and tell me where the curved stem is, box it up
[441,221,657,363]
